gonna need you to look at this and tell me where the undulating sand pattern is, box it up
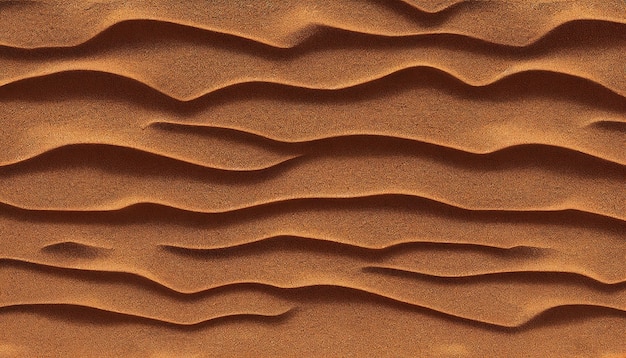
[1,1,625,357]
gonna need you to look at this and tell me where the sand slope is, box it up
[1,1,625,357]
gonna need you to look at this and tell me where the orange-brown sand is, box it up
[1,1,625,357]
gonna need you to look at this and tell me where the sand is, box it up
[1,0,625,357]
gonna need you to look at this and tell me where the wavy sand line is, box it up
[3,302,623,333]
[3,301,625,336]
[3,70,624,166]
[2,13,623,99]
[3,194,623,280]
[0,194,623,225]
[2,63,624,103]
[3,16,622,53]
[14,250,625,287]
[0,14,626,55]
[0,195,622,223]
[157,238,545,255]
[0,143,301,172]
[3,234,623,290]
[157,241,615,283]
[155,126,626,167]
[0,144,623,220]
[1,259,295,325]
[2,69,623,167]
[12,257,623,296]
[3,258,626,328]
[149,121,626,150]
[3,193,621,224]
[2,303,624,357]
[0,303,294,327]
[5,191,623,282]
[2,137,623,172]
[1,1,623,49]
[362,267,626,287]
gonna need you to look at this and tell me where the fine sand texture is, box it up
[1,1,625,357]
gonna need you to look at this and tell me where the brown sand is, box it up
[1,0,625,357]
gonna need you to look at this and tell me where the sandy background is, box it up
[1,0,625,357]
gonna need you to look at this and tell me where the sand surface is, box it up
[1,1,625,357]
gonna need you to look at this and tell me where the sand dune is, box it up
[1,0,625,356]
